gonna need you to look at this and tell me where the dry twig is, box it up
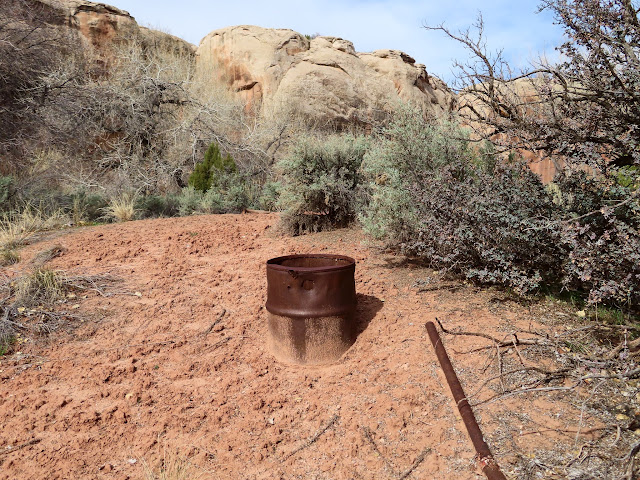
[282,414,339,460]
[0,438,41,456]
[203,309,226,336]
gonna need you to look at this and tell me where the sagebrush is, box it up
[277,134,369,234]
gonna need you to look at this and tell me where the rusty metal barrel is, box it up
[265,254,357,365]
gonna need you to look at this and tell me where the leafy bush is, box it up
[212,171,249,213]
[361,107,640,308]
[555,170,640,308]
[63,192,108,223]
[360,106,473,243]
[361,110,565,294]
[257,181,281,211]
[277,134,370,234]
[177,186,203,216]
[136,195,179,219]
[178,170,250,216]
[188,142,236,192]
[408,162,564,294]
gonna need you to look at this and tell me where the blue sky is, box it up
[113,0,564,83]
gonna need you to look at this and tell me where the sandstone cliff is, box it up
[196,25,454,128]
[34,0,195,61]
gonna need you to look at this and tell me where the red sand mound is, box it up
[0,214,610,479]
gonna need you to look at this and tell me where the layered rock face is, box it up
[196,25,454,128]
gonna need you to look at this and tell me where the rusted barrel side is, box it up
[266,254,356,365]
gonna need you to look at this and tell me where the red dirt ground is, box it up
[0,214,613,479]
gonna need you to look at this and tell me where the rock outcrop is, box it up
[34,0,195,61]
[196,25,454,128]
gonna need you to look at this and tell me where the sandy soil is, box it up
[0,214,629,479]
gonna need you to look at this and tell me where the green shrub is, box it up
[179,171,250,216]
[177,186,204,216]
[222,181,249,213]
[555,170,640,308]
[360,106,640,308]
[277,134,370,234]
[188,142,236,192]
[258,181,281,211]
[65,192,108,223]
[136,195,179,218]
[360,106,477,245]
[361,109,564,295]
[200,187,224,214]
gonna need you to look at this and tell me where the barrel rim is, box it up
[266,254,355,273]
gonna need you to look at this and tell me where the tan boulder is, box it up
[196,25,454,127]
[34,0,195,60]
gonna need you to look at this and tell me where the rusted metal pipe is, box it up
[425,321,508,480]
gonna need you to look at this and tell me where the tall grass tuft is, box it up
[104,194,137,222]
[15,268,65,307]
[0,205,66,250]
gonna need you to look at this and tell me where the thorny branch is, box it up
[434,317,640,407]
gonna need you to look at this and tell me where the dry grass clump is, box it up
[0,205,66,250]
[14,268,65,307]
[104,194,137,222]
[143,450,203,480]
[0,264,125,356]
[0,248,20,266]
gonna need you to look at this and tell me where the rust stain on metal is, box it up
[425,321,509,480]
[265,254,357,365]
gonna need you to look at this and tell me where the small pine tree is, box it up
[188,143,236,192]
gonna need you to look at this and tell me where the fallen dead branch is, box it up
[398,447,431,480]
[624,440,640,480]
[282,414,339,461]
[361,426,397,475]
[0,438,41,456]
[65,273,126,297]
[360,426,430,480]
[202,308,226,336]
[436,317,546,348]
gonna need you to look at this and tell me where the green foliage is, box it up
[277,134,370,235]
[0,335,15,356]
[188,142,237,193]
[359,106,640,308]
[66,192,108,223]
[616,166,639,190]
[177,186,204,216]
[257,181,281,211]
[136,195,179,218]
[360,106,476,245]
[361,108,564,295]
[178,170,250,216]
[555,170,640,308]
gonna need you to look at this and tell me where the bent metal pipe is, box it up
[425,321,508,480]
